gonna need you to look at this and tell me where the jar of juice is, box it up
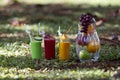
[44,34,56,60]
[29,36,43,59]
[30,40,42,59]
[76,14,100,62]
[59,34,70,60]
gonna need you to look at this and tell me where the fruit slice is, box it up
[79,50,91,60]
[77,35,89,46]
[87,40,100,53]
[61,34,68,41]
[87,24,94,35]
[44,34,54,40]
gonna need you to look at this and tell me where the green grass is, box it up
[0,33,120,79]
[0,0,120,79]
[0,25,120,79]
[0,66,113,80]
[20,0,120,6]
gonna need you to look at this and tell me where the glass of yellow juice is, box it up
[59,42,70,60]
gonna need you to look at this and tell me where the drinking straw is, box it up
[57,26,62,42]
[65,25,72,34]
[38,22,45,37]
[78,24,81,31]
[38,22,41,35]
[25,24,33,41]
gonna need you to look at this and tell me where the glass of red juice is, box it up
[44,34,55,60]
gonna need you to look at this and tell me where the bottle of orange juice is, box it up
[59,34,70,60]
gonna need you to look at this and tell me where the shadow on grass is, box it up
[0,49,119,80]
[0,53,120,71]
[0,77,77,80]
[0,3,120,31]
[0,3,120,42]
[0,36,29,44]
[0,77,109,80]
[0,26,30,43]
[0,55,114,80]
[0,55,35,69]
[0,3,120,45]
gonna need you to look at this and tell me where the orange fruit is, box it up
[87,24,94,35]
[61,34,68,41]
[87,40,100,53]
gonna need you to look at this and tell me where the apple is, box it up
[79,50,91,60]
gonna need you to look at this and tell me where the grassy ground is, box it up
[1,0,120,6]
[20,0,120,6]
[0,0,120,80]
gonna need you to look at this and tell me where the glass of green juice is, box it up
[30,40,42,59]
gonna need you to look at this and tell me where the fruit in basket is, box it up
[79,50,91,60]
[79,13,94,33]
[77,35,89,46]
[87,24,94,35]
[87,40,100,53]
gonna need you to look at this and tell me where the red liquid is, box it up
[44,39,55,60]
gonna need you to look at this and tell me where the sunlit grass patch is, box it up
[20,0,120,6]
[0,66,113,80]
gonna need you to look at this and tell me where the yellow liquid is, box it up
[59,42,70,60]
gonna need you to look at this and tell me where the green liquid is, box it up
[30,41,42,59]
